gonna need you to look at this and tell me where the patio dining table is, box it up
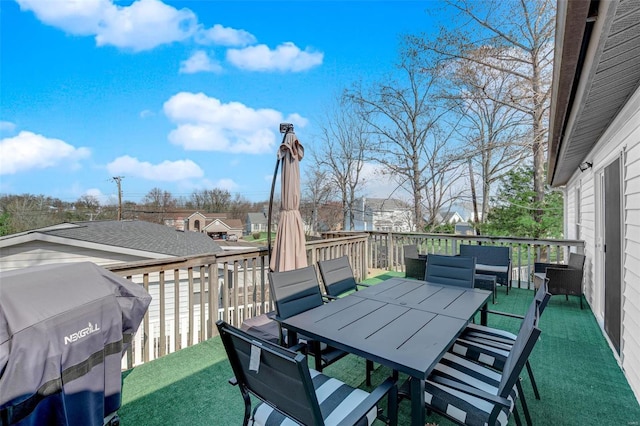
[280,277,491,426]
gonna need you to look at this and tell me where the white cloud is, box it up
[17,0,197,52]
[196,24,256,47]
[359,162,407,199]
[139,109,155,118]
[84,188,113,205]
[16,0,110,35]
[0,131,90,175]
[106,155,204,181]
[227,42,323,72]
[0,121,17,132]
[179,51,223,74]
[213,178,239,191]
[163,92,307,154]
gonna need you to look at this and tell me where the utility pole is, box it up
[111,176,124,220]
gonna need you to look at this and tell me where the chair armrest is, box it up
[337,377,397,426]
[288,342,307,353]
[484,309,525,321]
[534,262,567,273]
[356,282,373,288]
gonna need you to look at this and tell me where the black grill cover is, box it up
[0,262,151,426]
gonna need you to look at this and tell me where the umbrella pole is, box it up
[267,129,291,269]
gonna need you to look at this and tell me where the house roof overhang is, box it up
[548,0,640,186]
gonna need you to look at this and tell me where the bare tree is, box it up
[345,56,460,231]
[302,163,334,234]
[314,98,369,230]
[407,0,555,225]
[446,53,531,220]
[0,194,69,233]
[188,188,231,213]
[228,193,252,221]
[75,194,101,221]
[421,130,468,231]
[142,187,176,223]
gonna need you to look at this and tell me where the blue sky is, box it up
[1,0,441,204]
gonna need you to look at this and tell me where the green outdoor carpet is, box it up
[119,279,640,425]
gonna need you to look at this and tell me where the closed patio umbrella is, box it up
[268,125,307,272]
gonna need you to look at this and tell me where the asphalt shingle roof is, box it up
[30,220,223,256]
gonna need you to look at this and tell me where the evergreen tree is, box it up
[481,166,562,239]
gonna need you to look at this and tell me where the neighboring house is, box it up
[184,212,227,233]
[203,218,243,241]
[434,210,465,225]
[246,212,269,234]
[162,210,195,231]
[548,0,640,402]
[350,198,414,232]
[0,220,223,272]
[454,222,476,236]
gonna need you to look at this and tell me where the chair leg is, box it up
[387,380,398,426]
[366,360,374,386]
[241,389,252,426]
[517,379,533,426]
[513,406,522,426]
[313,341,323,372]
[526,360,541,400]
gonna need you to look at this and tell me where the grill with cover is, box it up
[0,262,151,426]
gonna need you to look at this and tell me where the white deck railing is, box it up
[109,231,583,369]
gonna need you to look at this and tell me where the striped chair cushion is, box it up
[251,369,377,426]
[451,323,519,371]
[424,352,517,426]
[451,337,511,371]
[464,323,518,343]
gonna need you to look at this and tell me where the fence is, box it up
[109,231,583,368]
[324,231,585,289]
[108,233,369,369]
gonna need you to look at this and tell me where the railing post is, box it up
[387,232,394,271]
[142,273,150,363]
[159,270,166,357]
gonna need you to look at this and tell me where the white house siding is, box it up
[0,240,146,271]
[580,175,597,308]
[565,85,640,402]
[623,135,640,402]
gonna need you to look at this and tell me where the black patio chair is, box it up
[216,320,398,426]
[400,304,542,426]
[425,254,476,288]
[317,256,375,384]
[268,265,349,373]
[317,255,371,298]
[405,257,428,280]
[451,279,551,401]
[535,252,586,309]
